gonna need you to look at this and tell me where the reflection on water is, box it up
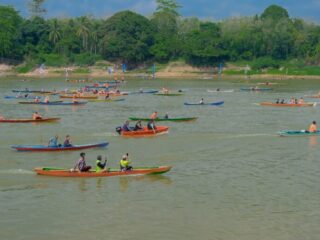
[308,136,318,148]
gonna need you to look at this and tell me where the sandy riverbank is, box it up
[1,63,320,80]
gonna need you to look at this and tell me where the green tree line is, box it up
[1,0,320,69]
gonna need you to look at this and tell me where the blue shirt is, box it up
[48,137,58,147]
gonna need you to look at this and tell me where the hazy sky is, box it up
[0,0,319,22]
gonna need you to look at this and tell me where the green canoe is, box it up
[129,117,198,122]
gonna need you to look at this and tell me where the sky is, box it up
[0,0,319,22]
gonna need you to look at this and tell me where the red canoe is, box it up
[34,166,172,177]
[120,126,169,137]
[0,117,60,123]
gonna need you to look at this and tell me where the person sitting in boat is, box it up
[120,154,132,171]
[308,121,317,133]
[298,97,304,104]
[96,155,107,173]
[139,88,143,93]
[216,88,220,92]
[265,82,270,86]
[280,99,285,104]
[150,111,158,119]
[63,135,72,147]
[134,120,143,131]
[32,111,42,120]
[294,98,298,104]
[72,94,78,103]
[44,96,50,103]
[275,99,280,104]
[147,120,157,131]
[48,135,59,147]
[122,120,132,132]
[104,93,110,100]
[164,113,169,119]
[162,88,169,94]
[34,96,40,102]
[289,97,295,104]
[74,152,91,172]
[199,98,204,104]
[0,115,4,120]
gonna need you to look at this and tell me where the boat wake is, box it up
[0,169,34,175]
[93,132,118,137]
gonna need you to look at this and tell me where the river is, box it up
[0,77,319,240]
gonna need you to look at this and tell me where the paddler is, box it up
[120,154,132,171]
[72,94,78,103]
[150,111,158,119]
[32,111,42,120]
[63,135,72,147]
[308,121,317,133]
[34,96,40,102]
[95,155,107,172]
[74,152,91,172]
[122,120,132,131]
[298,97,304,104]
[134,120,143,131]
[44,96,50,103]
[147,119,157,131]
[199,98,204,104]
[48,135,59,147]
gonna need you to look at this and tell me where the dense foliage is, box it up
[1,1,320,69]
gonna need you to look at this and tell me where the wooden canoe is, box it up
[259,102,316,107]
[0,117,60,123]
[34,166,172,177]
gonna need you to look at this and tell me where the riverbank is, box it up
[1,61,320,80]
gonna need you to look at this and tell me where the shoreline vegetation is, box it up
[1,1,320,80]
[1,61,320,80]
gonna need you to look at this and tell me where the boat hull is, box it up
[0,117,60,123]
[279,130,320,137]
[120,126,169,137]
[11,142,108,151]
[129,117,197,122]
[34,166,172,177]
[184,101,224,106]
[260,102,315,107]
[18,101,87,105]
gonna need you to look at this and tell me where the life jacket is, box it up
[120,159,129,168]
[96,160,104,172]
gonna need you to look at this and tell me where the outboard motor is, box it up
[116,126,122,135]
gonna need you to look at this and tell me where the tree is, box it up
[28,0,46,18]
[0,6,22,58]
[182,22,228,66]
[151,0,181,61]
[261,5,289,21]
[48,19,61,45]
[76,16,91,51]
[100,11,154,65]
[155,0,181,16]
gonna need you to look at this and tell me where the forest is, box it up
[1,0,320,73]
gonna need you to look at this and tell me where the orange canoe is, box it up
[259,102,316,107]
[59,94,98,99]
[34,166,172,177]
[120,126,169,137]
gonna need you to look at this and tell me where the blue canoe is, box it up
[129,90,159,95]
[184,101,224,106]
[278,130,320,137]
[240,88,273,91]
[18,101,87,105]
[12,90,53,94]
[11,141,109,151]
